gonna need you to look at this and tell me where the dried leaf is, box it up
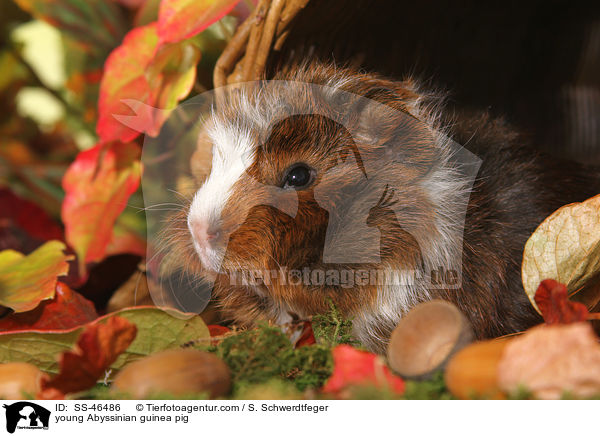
[157,0,240,44]
[0,240,71,312]
[0,307,209,375]
[534,279,589,324]
[106,270,152,312]
[522,194,600,313]
[498,323,600,399]
[39,316,137,398]
[61,142,141,274]
[0,282,97,331]
[321,345,404,397]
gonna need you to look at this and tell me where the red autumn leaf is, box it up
[208,324,231,345]
[157,0,240,44]
[534,279,589,324]
[208,324,231,336]
[322,345,405,396]
[97,23,200,143]
[0,188,63,253]
[295,321,316,348]
[39,316,137,398]
[97,24,158,143]
[61,142,141,275]
[0,283,97,332]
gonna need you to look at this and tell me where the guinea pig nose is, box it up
[190,220,222,246]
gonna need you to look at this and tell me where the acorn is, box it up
[387,299,474,379]
[0,362,44,399]
[111,349,231,399]
[444,338,510,399]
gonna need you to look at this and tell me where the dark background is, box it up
[268,0,600,163]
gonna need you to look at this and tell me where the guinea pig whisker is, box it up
[167,188,193,205]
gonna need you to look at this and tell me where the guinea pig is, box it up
[174,61,600,353]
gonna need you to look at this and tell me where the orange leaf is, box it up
[322,345,404,397]
[61,142,141,275]
[157,0,240,44]
[39,316,137,398]
[534,279,589,325]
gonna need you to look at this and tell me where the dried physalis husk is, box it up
[522,194,600,313]
[387,299,474,379]
[498,322,600,399]
[0,362,44,399]
[111,349,231,399]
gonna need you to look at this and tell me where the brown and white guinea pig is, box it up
[174,61,600,353]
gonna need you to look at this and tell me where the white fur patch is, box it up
[187,119,255,263]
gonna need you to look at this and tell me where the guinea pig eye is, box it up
[282,163,315,190]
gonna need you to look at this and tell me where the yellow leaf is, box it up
[0,240,72,312]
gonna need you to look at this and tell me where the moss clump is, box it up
[401,371,454,400]
[281,343,333,391]
[215,324,333,393]
[216,324,290,386]
[233,378,303,400]
[312,299,361,347]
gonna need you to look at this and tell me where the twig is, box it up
[214,13,253,88]
[252,0,285,80]
[242,0,271,81]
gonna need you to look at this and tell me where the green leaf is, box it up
[0,240,71,313]
[0,307,209,375]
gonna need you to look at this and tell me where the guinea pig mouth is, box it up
[192,242,225,272]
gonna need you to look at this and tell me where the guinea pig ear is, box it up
[350,83,440,176]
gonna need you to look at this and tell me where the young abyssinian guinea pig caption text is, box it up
[170,62,600,353]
